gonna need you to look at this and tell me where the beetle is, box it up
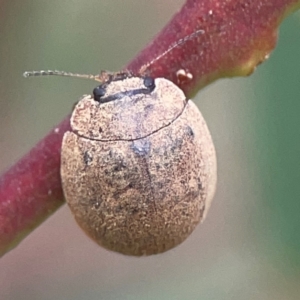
[24,29,217,256]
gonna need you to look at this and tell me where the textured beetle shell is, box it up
[61,77,216,256]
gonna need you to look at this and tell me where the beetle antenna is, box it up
[23,70,104,82]
[139,29,204,74]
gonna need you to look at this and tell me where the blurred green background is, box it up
[1,1,300,299]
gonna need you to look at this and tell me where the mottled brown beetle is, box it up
[24,30,217,256]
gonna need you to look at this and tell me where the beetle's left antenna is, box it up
[23,70,103,82]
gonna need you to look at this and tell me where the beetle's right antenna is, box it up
[139,29,204,74]
[23,70,104,82]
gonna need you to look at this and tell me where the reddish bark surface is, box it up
[1,0,300,256]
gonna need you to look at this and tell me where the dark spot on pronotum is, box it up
[99,127,103,133]
[83,151,93,165]
[93,85,106,101]
[131,139,151,156]
[143,77,155,91]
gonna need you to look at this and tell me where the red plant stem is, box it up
[1,0,300,257]
[0,118,71,255]
[128,0,300,95]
